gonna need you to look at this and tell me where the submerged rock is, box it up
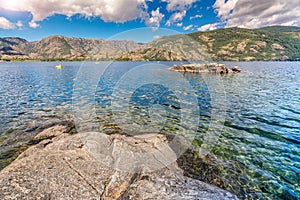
[231,66,241,72]
[168,63,241,74]
[0,126,239,200]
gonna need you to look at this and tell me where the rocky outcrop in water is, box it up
[168,63,241,74]
[0,126,239,200]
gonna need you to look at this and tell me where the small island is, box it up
[168,63,241,74]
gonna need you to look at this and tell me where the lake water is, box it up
[0,61,299,199]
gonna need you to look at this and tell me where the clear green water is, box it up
[0,61,299,199]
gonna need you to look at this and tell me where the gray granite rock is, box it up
[0,126,239,200]
[168,63,241,74]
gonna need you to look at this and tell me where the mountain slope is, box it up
[188,27,300,61]
[258,26,300,33]
[0,36,142,61]
[119,26,300,61]
[118,34,210,61]
[0,37,28,57]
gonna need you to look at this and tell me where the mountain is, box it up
[119,26,300,61]
[0,37,28,57]
[1,26,300,61]
[187,26,300,61]
[258,26,300,33]
[0,36,142,61]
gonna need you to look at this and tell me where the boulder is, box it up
[168,63,241,74]
[231,66,241,73]
[0,126,239,200]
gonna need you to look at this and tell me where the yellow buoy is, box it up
[56,64,64,69]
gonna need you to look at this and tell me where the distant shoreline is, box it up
[1,59,300,62]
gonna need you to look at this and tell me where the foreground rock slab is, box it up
[168,63,241,74]
[0,126,239,200]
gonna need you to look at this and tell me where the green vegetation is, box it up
[121,26,300,61]
[258,26,300,33]
[187,27,300,61]
[0,144,29,170]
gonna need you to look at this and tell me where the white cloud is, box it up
[183,24,193,31]
[2,0,297,31]
[165,10,186,26]
[0,17,15,29]
[213,0,238,21]
[197,23,220,32]
[161,0,198,11]
[176,22,183,27]
[16,20,23,28]
[190,14,202,20]
[146,8,164,27]
[213,0,300,28]
[0,0,148,25]
[29,20,40,28]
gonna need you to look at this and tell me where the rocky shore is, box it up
[168,63,241,74]
[0,125,239,200]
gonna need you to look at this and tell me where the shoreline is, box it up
[1,59,300,63]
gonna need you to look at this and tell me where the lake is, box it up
[0,61,299,199]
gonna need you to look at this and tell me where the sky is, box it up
[0,0,299,42]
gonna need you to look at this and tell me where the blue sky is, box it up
[0,0,299,42]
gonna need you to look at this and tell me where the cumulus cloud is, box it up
[16,21,23,28]
[176,22,183,27]
[183,24,193,31]
[165,10,186,26]
[146,8,164,27]
[161,0,198,11]
[0,0,148,24]
[1,0,297,31]
[0,17,15,29]
[213,0,238,21]
[190,14,202,20]
[197,23,220,32]
[29,21,40,28]
[214,0,300,28]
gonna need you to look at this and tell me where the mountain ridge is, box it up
[0,35,142,61]
[1,26,300,61]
